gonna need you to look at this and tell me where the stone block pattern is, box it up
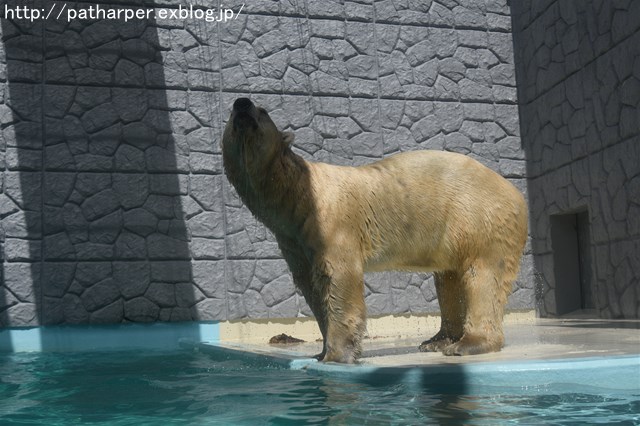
[1,0,533,327]
[512,1,640,318]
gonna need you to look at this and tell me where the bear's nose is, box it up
[233,98,253,112]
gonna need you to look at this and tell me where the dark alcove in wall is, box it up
[550,211,593,315]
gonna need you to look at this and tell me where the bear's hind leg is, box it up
[419,271,465,352]
[442,262,507,356]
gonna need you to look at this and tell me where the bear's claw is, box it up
[418,337,453,353]
[441,334,502,356]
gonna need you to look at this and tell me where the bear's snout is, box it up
[231,98,258,130]
[233,97,254,112]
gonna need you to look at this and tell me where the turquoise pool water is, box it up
[0,350,638,425]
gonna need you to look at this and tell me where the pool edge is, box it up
[0,322,220,352]
[192,340,640,392]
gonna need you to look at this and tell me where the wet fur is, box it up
[222,99,528,363]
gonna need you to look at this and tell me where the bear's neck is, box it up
[239,146,312,237]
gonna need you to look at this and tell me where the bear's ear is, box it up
[282,131,295,147]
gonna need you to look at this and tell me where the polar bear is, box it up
[222,98,528,363]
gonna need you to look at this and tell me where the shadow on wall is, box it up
[1,3,196,346]
[511,1,640,318]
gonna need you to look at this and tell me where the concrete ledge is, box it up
[188,340,639,392]
[217,311,537,344]
[304,355,640,392]
[0,311,537,352]
[188,340,318,370]
[188,317,640,393]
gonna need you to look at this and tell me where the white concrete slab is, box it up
[191,318,640,393]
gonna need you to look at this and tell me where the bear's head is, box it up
[222,98,294,173]
[222,98,296,206]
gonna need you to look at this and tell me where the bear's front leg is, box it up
[312,257,367,364]
[276,236,330,359]
[294,273,329,361]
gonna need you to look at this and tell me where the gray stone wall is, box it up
[1,0,533,328]
[512,1,640,318]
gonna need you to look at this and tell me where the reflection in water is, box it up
[0,351,637,425]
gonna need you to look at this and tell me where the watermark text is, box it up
[3,3,244,23]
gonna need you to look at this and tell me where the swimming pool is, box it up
[1,350,638,425]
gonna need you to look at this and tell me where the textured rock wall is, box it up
[0,0,533,328]
[512,1,640,318]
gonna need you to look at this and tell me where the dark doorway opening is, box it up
[550,211,593,315]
